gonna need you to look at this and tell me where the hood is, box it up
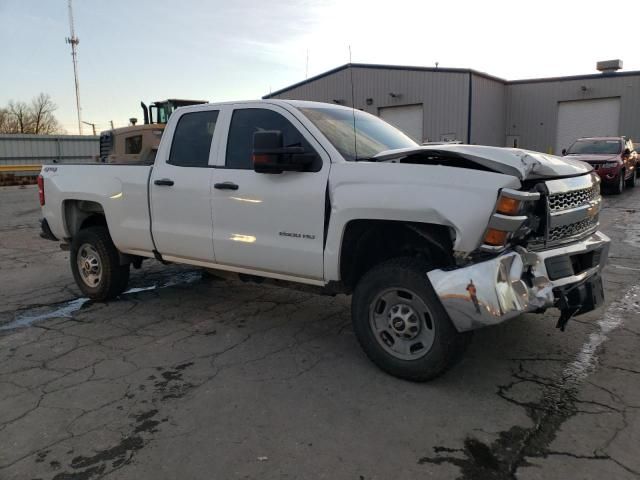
[372,145,592,181]
[562,153,619,163]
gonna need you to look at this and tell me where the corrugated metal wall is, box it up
[268,66,470,144]
[0,134,99,167]
[266,65,640,154]
[471,74,506,146]
[506,74,640,154]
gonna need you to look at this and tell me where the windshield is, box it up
[566,139,622,155]
[299,107,418,161]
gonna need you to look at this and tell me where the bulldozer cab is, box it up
[142,99,207,125]
[100,98,207,164]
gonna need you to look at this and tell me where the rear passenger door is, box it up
[150,108,221,262]
[210,104,330,281]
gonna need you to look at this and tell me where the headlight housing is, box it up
[481,188,541,251]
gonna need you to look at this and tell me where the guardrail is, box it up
[0,165,42,173]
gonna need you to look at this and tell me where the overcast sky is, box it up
[1,0,638,134]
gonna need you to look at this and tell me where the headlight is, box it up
[481,188,541,251]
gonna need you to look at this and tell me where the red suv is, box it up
[562,137,637,194]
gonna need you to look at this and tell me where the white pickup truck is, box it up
[39,100,609,381]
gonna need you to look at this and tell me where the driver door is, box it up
[210,104,330,281]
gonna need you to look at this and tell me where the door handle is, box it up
[154,178,174,186]
[214,182,239,190]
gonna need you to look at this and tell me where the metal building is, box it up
[263,63,640,154]
[0,134,99,174]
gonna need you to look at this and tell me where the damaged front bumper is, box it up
[427,231,610,332]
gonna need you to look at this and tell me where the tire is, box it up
[70,226,130,301]
[626,169,637,188]
[351,257,471,382]
[612,172,625,195]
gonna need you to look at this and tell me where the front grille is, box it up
[526,174,601,250]
[548,217,598,243]
[548,185,598,212]
[99,132,113,162]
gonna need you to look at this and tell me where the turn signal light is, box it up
[483,228,509,246]
[496,196,521,215]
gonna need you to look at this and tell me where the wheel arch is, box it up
[337,219,456,292]
[63,199,107,239]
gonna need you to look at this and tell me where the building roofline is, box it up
[508,70,640,85]
[263,62,640,98]
[263,63,506,98]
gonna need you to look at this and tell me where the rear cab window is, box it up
[168,110,219,167]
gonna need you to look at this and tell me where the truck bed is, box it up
[40,164,155,255]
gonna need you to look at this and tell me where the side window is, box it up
[225,108,319,170]
[125,135,142,154]
[168,110,219,167]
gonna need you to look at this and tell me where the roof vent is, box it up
[597,59,623,73]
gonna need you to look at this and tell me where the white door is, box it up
[379,104,423,142]
[210,104,330,280]
[150,109,221,262]
[556,98,620,154]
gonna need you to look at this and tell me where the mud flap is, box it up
[555,274,605,331]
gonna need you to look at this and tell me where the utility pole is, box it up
[110,120,114,130]
[81,121,96,135]
[66,0,82,134]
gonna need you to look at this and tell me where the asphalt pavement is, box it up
[0,184,639,480]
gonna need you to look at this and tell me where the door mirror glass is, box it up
[252,130,316,174]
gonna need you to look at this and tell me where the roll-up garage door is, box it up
[379,104,423,143]
[556,98,620,154]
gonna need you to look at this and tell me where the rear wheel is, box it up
[70,226,130,300]
[351,257,470,382]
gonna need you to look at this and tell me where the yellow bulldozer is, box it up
[99,99,206,164]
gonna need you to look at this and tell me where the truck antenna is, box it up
[349,46,358,160]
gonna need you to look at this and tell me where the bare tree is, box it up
[30,93,62,134]
[0,94,63,134]
[7,100,30,133]
[0,108,12,133]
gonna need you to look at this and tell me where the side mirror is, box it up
[561,148,567,156]
[252,130,316,174]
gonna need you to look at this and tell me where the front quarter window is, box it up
[300,107,417,161]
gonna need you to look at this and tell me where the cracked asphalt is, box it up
[1,184,639,480]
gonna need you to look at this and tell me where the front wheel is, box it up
[612,172,625,195]
[351,257,470,382]
[70,226,130,301]
[626,169,637,188]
